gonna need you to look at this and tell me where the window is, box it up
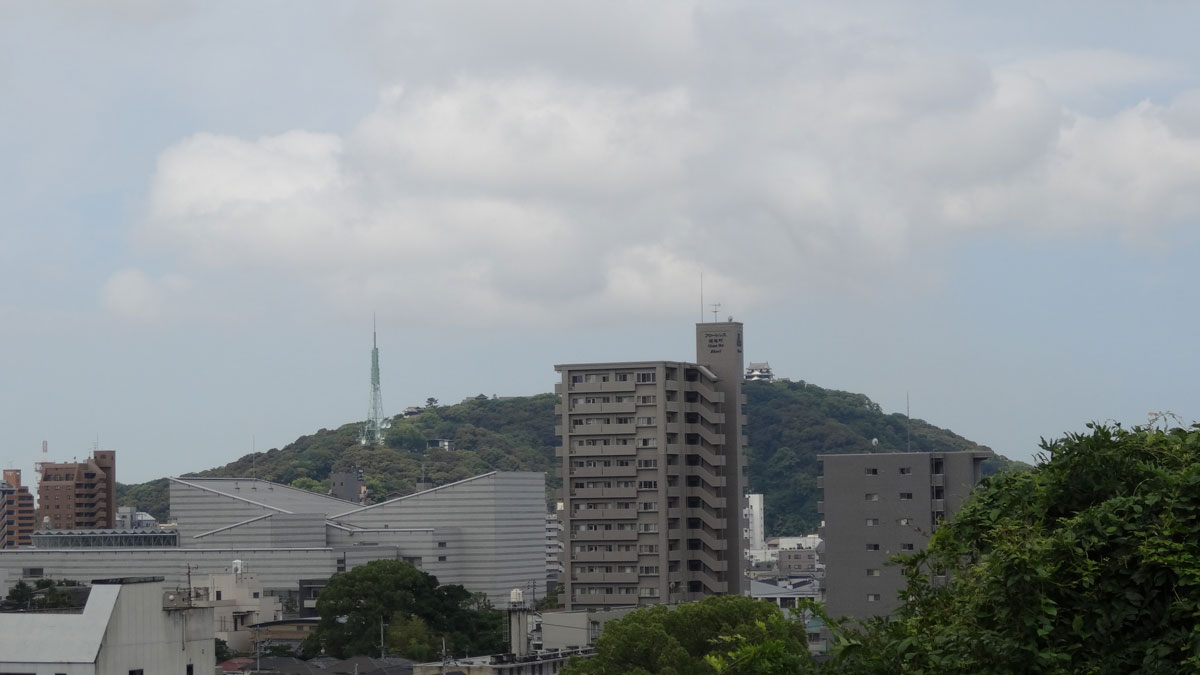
[899,467,912,475]
[901,543,915,551]
[638,395,657,404]
[865,518,879,526]
[866,569,880,577]
[638,523,658,533]
[129,670,145,675]
[866,543,880,551]
[438,556,447,562]
[638,544,658,553]
[188,667,195,675]
[615,373,631,382]
[638,438,657,448]
[866,594,881,602]
[639,502,658,511]
[637,459,657,468]
[636,416,656,426]
[899,492,913,500]
[215,590,222,601]
[638,481,657,489]
[636,372,656,383]
[899,517,913,526]
[864,493,879,501]
[252,592,260,599]
[438,541,447,548]
[864,467,878,475]
[639,565,659,575]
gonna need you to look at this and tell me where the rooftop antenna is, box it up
[709,302,722,323]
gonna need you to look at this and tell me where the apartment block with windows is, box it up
[36,450,117,530]
[817,450,991,620]
[0,470,35,549]
[555,321,747,610]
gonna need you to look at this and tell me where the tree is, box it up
[425,397,439,408]
[215,638,234,662]
[385,422,426,452]
[830,423,1200,674]
[4,579,32,607]
[562,595,814,675]
[289,477,324,493]
[306,559,503,659]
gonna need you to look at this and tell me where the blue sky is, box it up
[1,1,1198,484]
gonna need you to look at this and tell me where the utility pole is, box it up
[380,615,386,659]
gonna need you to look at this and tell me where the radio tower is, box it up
[360,316,389,446]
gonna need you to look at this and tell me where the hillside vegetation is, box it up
[118,383,1019,535]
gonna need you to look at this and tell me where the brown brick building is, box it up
[0,470,35,548]
[36,450,117,530]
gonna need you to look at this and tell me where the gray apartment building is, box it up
[818,450,991,620]
[555,321,747,610]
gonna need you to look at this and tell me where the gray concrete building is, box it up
[0,471,546,607]
[818,450,991,620]
[555,321,747,610]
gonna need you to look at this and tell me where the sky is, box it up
[2,1,1198,485]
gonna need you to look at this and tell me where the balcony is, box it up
[571,402,637,415]
[568,466,637,478]
[571,508,637,520]
[571,594,638,606]
[930,474,945,487]
[572,572,638,584]
[566,381,638,394]
[570,529,638,541]
[565,445,639,457]
[569,487,638,499]
[571,550,638,563]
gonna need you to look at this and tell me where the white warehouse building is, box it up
[0,471,547,607]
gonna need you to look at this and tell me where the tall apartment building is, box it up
[36,450,117,530]
[0,470,36,548]
[818,450,991,620]
[556,321,747,610]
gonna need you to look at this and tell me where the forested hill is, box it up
[743,380,1014,535]
[118,383,1021,535]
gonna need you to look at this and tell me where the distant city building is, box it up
[426,438,454,451]
[0,576,213,674]
[114,505,157,529]
[0,469,35,549]
[744,362,775,382]
[0,471,545,608]
[818,450,991,620]
[329,468,366,503]
[744,493,765,552]
[36,450,117,530]
[556,321,747,610]
[546,507,564,590]
[193,567,283,652]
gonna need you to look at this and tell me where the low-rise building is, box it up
[0,576,214,674]
[194,567,283,652]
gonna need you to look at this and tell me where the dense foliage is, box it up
[302,560,504,659]
[561,595,815,675]
[118,382,1008,534]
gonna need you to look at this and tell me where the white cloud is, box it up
[101,268,192,320]
[130,11,1200,327]
[1007,49,1185,99]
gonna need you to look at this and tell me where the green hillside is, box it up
[117,383,1021,534]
